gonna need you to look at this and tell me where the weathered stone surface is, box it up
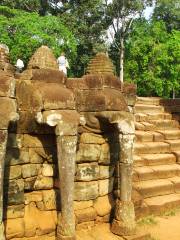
[76,144,101,163]
[75,207,97,224]
[0,97,17,129]
[98,178,114,196]
[74,200,93,211]
[74,181,98,201]
[22,164,41,178]
[41,164,54,177]
[16,80,43,112]
[29,147,57,164]
[93,194,115,217]
[5,218,25,239]
[76,163,99,181]
[24,177,37,190]
[99,143,110,165]
[4,179,24,205]
[5,204,24,219]
[112,200,136,236]
[99,165,115,179]
[76,221,95,231]
[119,134,134,164]
[5,165,22,179]
[7,134,22,148]
[34,176,53,190]
[23,134,56,148]
[5,148,29,166]
[80,133,106,144]
[42,190,58,210]
[0,71,15,97]
[24,202,57,237]
[24,192,43,204]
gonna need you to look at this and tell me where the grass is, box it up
[137,215,158,226]
[160,207,180,217]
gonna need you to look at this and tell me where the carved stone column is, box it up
[56,131,77,240]
[0,130,7,240]
[111,117,136,236]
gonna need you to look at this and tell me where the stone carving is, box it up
[0,45,137,240]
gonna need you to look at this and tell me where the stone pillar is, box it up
[111,119,136,236]
[56,122,78,240]
[0,130,7,240]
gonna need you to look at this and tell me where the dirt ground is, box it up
[77,210,180,240]
[138,211,180,240]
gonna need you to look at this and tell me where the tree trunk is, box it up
[119,36,124,83]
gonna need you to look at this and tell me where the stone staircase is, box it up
[133,97,180,218]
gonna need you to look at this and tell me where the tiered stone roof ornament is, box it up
[86,52,115,75]
[27,45,58,70]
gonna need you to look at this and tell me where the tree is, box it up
[0,6,77,71]
[124,19,180,97]
[153,0,180,32]
[58,0,108,76]
[106,0,153,82]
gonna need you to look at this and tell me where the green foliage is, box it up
[124,19,180,97]
[59,0,108,76]
[153,0,180,32]
[0,6,77,69]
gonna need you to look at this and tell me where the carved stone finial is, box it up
[86,52,115,75]
[27,45,58,70]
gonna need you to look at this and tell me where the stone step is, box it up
[136,97,161,105]
[134,153,177,167]
[135,104,164,114]
[134,164,180,182]
[165,139,180,151]
[134,142,170,154]
[133,179,174,198]
[148,120,179,130]
[135,112,172,122]
[134,176,180,199]
[144,193,180,215]
[173,151,180,162]
[135,131,166,142]
[157,130,180,140]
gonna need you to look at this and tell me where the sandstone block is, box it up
[74,200,93,211]
[5,165,22,179]
[24,177,37,190]
[75,207,97,223]
[7,134,22,148]
[5,218,25,239]
[76,144,101,163]
[5,148,29,166]
[0,97,17,129]
[74,181,98,201]
[99,165,115,179]
[22,164,41,178]
[99,143,110,165]
[93,194,115,217]
[76,163,99,181]
[76,221,95,231]
[23,134,56,148]
[41,164,54,177]
[34,176,53,190]
[4,179,24,205]
[24,202,57,237]
[98,178,114,196]
[42,190,58,210]
[5,204,24,219]
[24,191,43,204]
[80,133,106,144]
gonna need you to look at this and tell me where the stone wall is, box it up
[4,133,58,239]
[0,47,137,240]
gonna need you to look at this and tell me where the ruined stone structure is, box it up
[0,45,179,240]
[0,46,137,240]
